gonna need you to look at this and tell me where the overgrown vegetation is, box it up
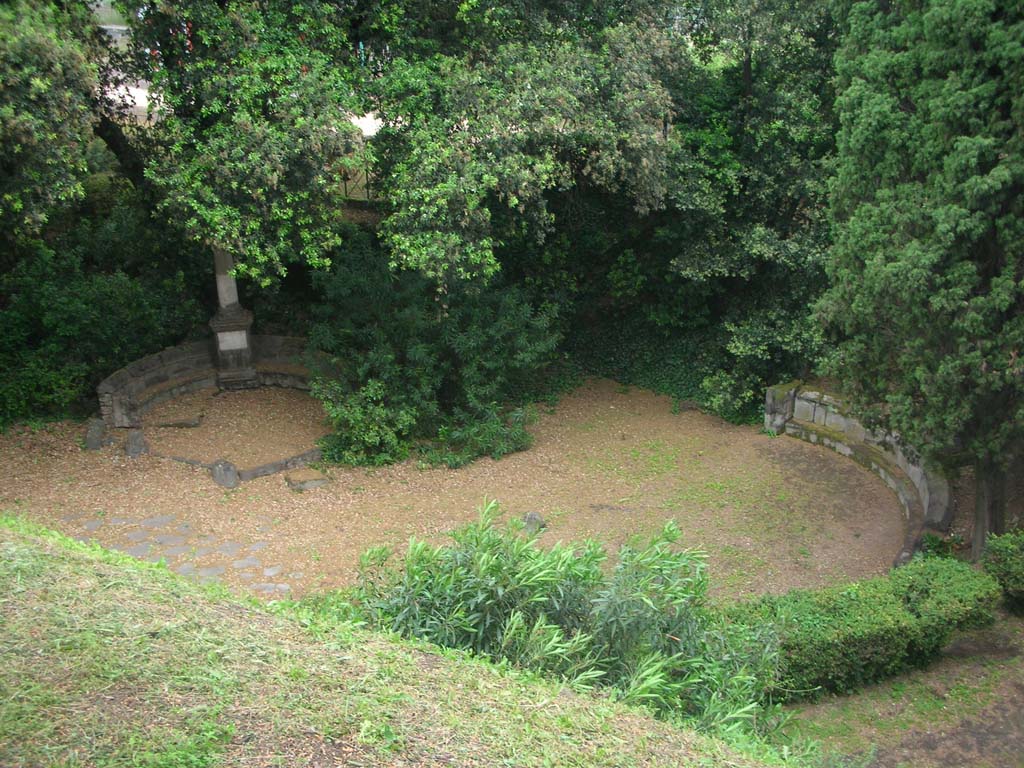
[318,505,1002,754]
[0,514,777,768]
[355,504,780,739]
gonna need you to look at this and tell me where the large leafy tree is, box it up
[0,1,97,241]
[120,0,365,283]
[366,3,680,284]
[821,0,1024,556]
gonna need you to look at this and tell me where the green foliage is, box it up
[315,379,417,466]
[0,243,200,427]
[308,231,561,466]
[423,406,536,469]
[355,505,780,738]
[732,557,999,700]
[982,530,1024,606]
[122,0,364,283]
[889,556,1000,658]
[821,0,1024,470]
[917,532,962,560]
[0,0,97,239]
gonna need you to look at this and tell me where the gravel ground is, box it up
[0,379,905,600]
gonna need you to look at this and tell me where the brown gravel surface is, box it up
[143,387,330,468]
[0,378,905,600]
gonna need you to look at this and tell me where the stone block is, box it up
[125,428,148,458]
[210,459,240,489]
[813,403,829,426]
[284,468,328,492]
[824,409,849,435]
[84,418,107,450]
[111,394,137,428]
[793,397,816,423]
[522,512,546,535]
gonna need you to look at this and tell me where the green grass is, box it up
[0,514,774,768]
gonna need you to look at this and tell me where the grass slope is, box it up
[0,516,769,768]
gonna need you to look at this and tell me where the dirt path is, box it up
[0,379,904,600]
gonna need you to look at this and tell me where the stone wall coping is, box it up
[765,381,953,563]
[97,334,313,431]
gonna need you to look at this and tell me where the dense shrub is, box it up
[308,232,562,466]
[983,530,1024,607]
[731,557,999,700]
[0,243,201,427]
[889,556,1000,657]
[356,505,780,736]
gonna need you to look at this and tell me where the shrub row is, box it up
[983,530,1024,607]
[730,557,1000,700]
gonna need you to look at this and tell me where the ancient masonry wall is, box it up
[765,382,952,565]
[97,335,310,431]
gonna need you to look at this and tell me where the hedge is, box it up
[730,557,1000,700]
[983,530,1024,606]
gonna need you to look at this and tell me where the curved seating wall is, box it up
[765,382,952,564]
[97,335,310,431]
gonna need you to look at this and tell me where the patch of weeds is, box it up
[587,440,682,482]
[123,715,233,768]
[357,720,402,752]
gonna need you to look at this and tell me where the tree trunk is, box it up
[972,457,1007,560]
[93,114,148,192]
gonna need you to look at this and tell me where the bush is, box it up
[314,378,419,465]
[731,557,999,700]
[355,505,779,736]
[983,530,1024,607]
[308,235,562,467]
[0,244,201,426]
[889,556,999,657]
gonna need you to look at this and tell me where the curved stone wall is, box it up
[97,335,311,431]
[765,382,952,565]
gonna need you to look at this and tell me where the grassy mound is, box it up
[0,516,770,767]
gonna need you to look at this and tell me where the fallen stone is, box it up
[262,565,282,577]
[176,562,196,576]
[284,467,328,492]
[84,418,106,450]
[162,545,192,557]
[125,428,149,459]
[523,512,547,535]
[232,556,261,570]
[248,541,268,552]
[197,566,225,578]
[125,529,150,542]
[210,459,239,489]
[83,519,103,532]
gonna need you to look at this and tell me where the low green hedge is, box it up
[731,557,1000,700]
[983,530,1024,606]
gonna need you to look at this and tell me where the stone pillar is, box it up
[210,249,258,389]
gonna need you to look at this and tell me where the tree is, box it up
[821,0,1024,557]
[120,0,365,283]
[0,0,97,242]
[368,8,680,284]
